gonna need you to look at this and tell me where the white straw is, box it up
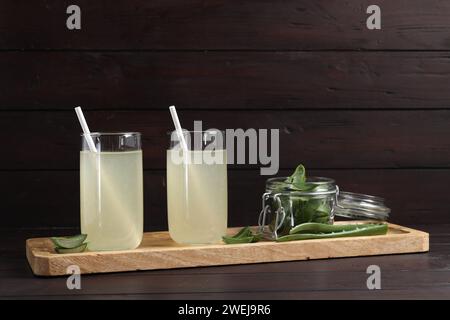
[169,105,188,151]
[75,106,97,152]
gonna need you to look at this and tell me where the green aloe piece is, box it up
[222,227,262,244]
[222,235,258,244]
[277,224,388,242]
[51,234,87,249]
[285,164,306,189]
[55,243,88,254]
[231,226,253,239]
[290,222,380,235]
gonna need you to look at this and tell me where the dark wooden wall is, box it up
[1,0,449,229]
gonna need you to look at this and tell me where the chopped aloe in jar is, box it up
[263,165,336,237]
[259,164,390,239]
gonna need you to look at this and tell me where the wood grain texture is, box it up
[6,289,450,300]
[2,169,449,229]
[3,52,450,110]
[1,110,449,170]
[25,222,429,276]
[2,1,450,50]
[0,226,447,299]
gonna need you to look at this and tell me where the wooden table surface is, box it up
[1,224,449,300]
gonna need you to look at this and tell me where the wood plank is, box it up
[1,169,449,228]
[25,222,429,276]
[3,263,450,298]
[1,110,449,170]
[2,274,450,299]
[4,252,450,297]
[1,225,447,298]
[6,288,450,300]
[2,1,450,50]
[3,242,450,278]
[3,52,450,110]
[3,225,449,269]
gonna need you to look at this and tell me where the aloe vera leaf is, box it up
[289,183,317,192]
[285,164,306,188]
[290,223,368,234]
[222,235,256,244]
[313,216,330,224]
[252,233,263,242]
[279,224,388,241]
[311,204,331,223]
[301,199,322,222]
[55,243,88,254]
[230,227,252,239]
[223,227,263,244]
[51,234,87,249]
[316,201,331,214]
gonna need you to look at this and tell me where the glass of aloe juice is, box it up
[80,132,143,251]
[167,130,228,244]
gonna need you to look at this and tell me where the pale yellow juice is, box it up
[167,149,228,244]
[80,150,143,251]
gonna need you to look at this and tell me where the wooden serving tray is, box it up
[26,221,429,276]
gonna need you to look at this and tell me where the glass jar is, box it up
[258,176,390,239]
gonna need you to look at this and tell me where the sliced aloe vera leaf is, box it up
[279,224,388,242]
[51,234,87,249]
[55,242,88,254]
[231,227,252,239]
[222,235,257,244]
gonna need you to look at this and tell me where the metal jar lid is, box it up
[334,187,390,221]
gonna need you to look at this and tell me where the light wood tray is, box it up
[26,221,429,276]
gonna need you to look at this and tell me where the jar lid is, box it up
[334,189,390,221]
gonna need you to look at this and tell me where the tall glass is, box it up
[80,132,143,251]
[167,130,228,244]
